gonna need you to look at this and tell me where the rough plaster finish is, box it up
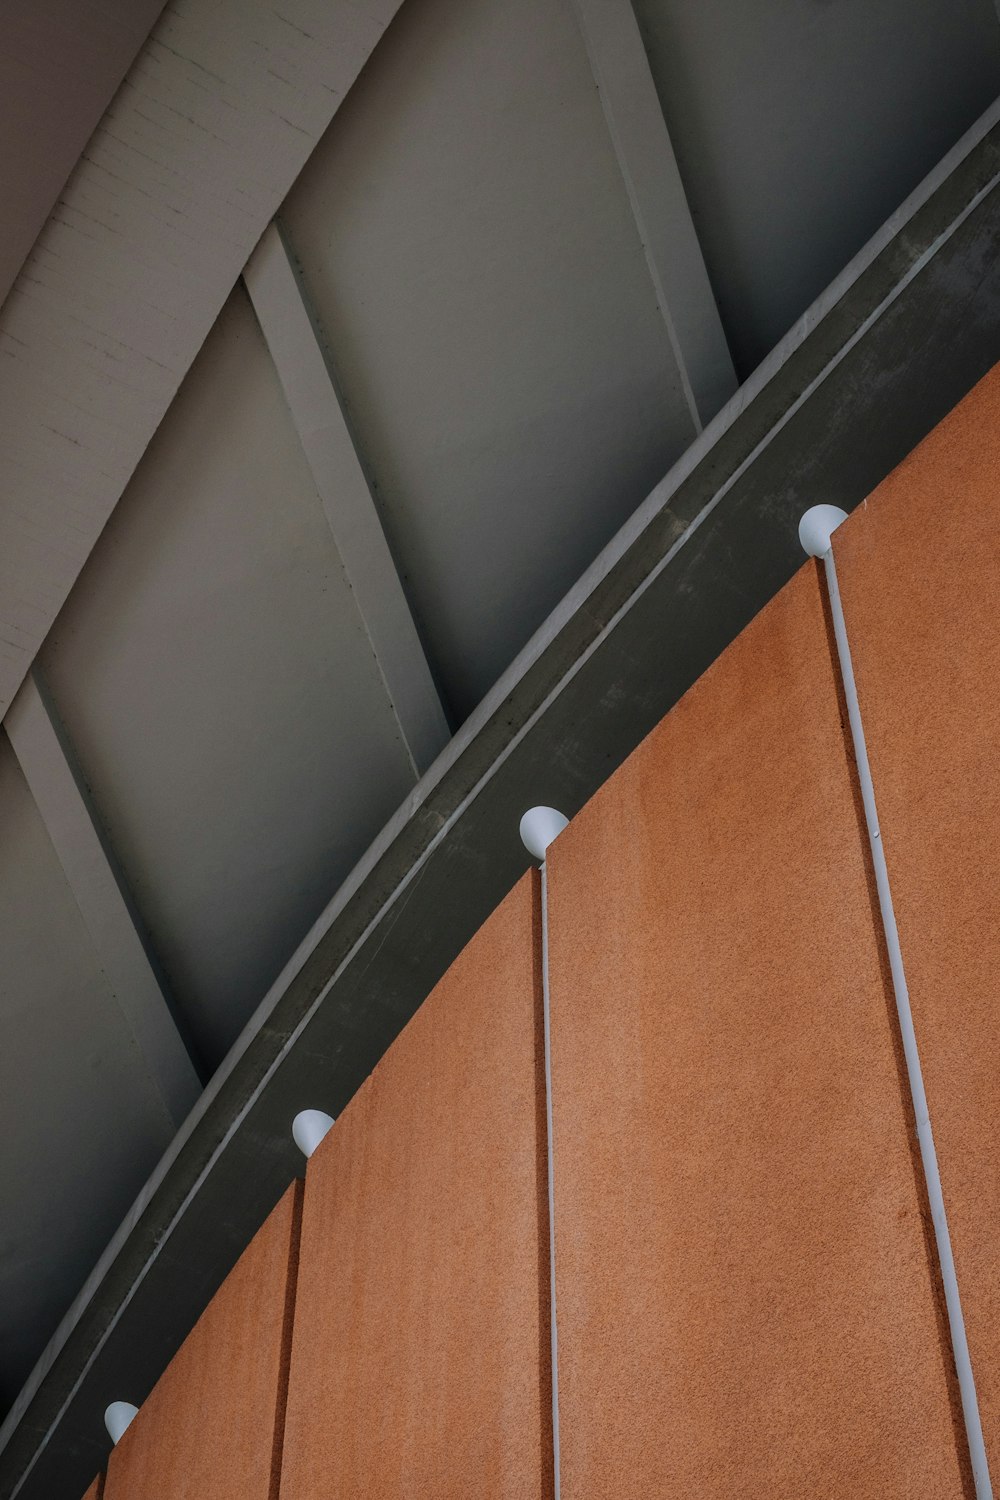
[278,874,551,1499]
[103,1183,301,1500]
[545,567,968,1497]
[834,363,1000,1479]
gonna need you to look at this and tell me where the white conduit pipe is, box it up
[800,505,993,1499]
[520,806,569,1500]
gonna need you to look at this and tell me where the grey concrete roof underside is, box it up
[1,2,999,1496]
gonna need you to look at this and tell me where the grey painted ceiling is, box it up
[634,0,1000,372]
[0,736,175,1388]
[0,0,998,1446]
[39,286,416,1067]
[0,0,167,310]
[282,0,696,719]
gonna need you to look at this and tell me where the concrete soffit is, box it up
[0,0,403,721]
[2,53,1000,1500]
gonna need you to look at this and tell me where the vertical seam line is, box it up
[540,860,561,1499]
[823,544,992,1498]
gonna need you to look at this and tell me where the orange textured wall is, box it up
[545,564,969,1497]
[277,874,551,1500]
[103,1181,301,1500]
[74,376,1000,1500]
[835,362,1000,1477]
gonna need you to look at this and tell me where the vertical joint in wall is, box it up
[521,806,569,1500]
[799,505,993,1500]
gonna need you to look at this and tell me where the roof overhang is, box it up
[4,91,1000,1500]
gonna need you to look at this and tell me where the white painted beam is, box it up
[568,0,736,429]
[244,222,450,776]
[0,0,404,720]
[4,673,200,1128]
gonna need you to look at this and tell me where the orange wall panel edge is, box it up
[545,562,971,1497]
[277,872,552,1500]
[103,1180,302,1500]
[833,359,1000,1480]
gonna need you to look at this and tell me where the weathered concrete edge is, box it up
[3,91,1000,1492]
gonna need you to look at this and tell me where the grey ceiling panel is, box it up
[40,286,416,1067]
[632,0,1000,374]
[282,0,696,724]
[0,734,174,1406]
[0,0,167,313]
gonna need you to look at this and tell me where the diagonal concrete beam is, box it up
[244,223,450,777]
[4,673,201,1128]
[568,0,737,429]
[0,0,404,721]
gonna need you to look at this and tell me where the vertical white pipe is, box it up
[801,508,992,1498]
[540,858,561,1500]
[519,806,568,1499]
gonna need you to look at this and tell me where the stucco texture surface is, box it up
[834,361,1000,1479]
[545,563,969,1497]
[278,873,551,1499]
[103,1181,301,1500]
